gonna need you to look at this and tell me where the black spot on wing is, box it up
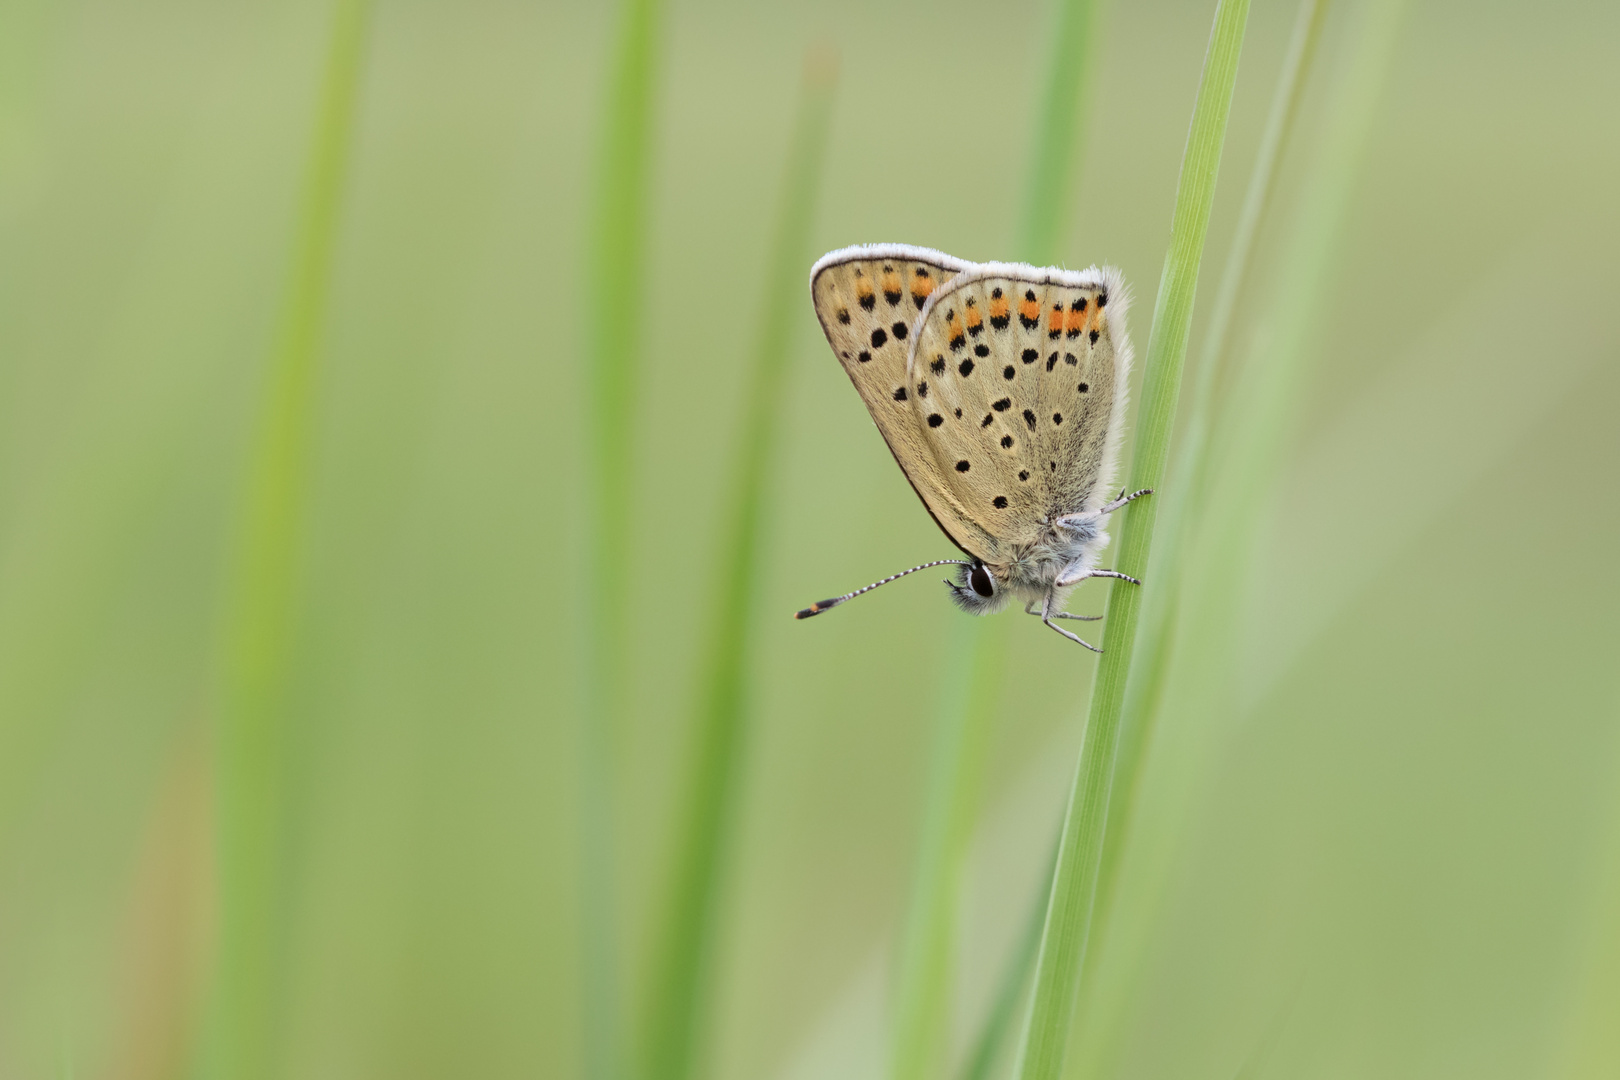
[871,328,887,348]
[858,350,871,364]
[1003,365,1015,380]
[892,386,907,401]
[1022,348,1038,363]
[931,356,946,375]
[992,496,1008,509]
[928,413,943,427]
[1090,329,1100,344]
[837,308,850,324]
[959,359,975,377]
[992,398,1011,411]
[956,460,970,472]
[893,321,908,340]
[1023,409,1036,431]
[974,343,989,357]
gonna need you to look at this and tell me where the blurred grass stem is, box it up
[578,0,661,1077]
[890,617,1005,1080]
[1012,2,1250,1076]
[1018,0,1105,267]
[209,1,370,1077]
[639,50,836,1080]
[958,836,1058,1080]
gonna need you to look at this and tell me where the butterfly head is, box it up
[948,559,1010,615]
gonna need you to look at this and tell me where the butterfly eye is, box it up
[969,561,996,598]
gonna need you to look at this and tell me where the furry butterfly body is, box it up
[800,244,1148,649]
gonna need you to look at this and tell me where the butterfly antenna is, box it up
[795,559,970,619]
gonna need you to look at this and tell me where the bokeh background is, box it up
[2,0,1618,1078]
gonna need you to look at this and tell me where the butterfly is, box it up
[794,244,1149,650]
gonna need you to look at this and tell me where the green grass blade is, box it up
[639,49,838,1080]
[890,616,1007,1080]
[984,12,1329,1074]
[208,2,371,1077]
[890,5,1104,1075]
[1010,2,1251,1077]
[1197,0,1406,548]
[578,1,662,1076]
[1017,0,1105,266]
[1071,4,1408,1074]
[957,836,1058,1080]
[1070,0,1328,1056]
[1169,0,1408,718]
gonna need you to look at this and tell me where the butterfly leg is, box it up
[1024,599,1102,622]
[1097,488,1154,515]
[1055,568,1142,589]
[1038,593,1102,652]
[1054,491,1151,537]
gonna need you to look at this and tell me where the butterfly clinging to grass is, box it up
[794,244,1150,651]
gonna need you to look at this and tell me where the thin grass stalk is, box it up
[978,13,1327,1075]
[1011,3,1251,1077]
[889,4,1103,1075]
[578,1,661,1076]
[1068,0,1328,1062]
[1018,0,1105,267]
[890,616,1006,1080]
[957,835,1058,1080]
[639,52,837,1080]
[1172,0,1408,712]
[1113,0,1327,739]
[1197,0,1407,550]
[1074,4,1407,1075]
[208,2,370,1077]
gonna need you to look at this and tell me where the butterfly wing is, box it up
[810,244,982,552]
[903,263,1131,562]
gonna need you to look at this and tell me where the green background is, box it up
[2,0,1618,1077]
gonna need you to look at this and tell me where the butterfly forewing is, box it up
[810,244,989,553]
[905,264,1130,560]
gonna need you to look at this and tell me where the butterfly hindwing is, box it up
[905,263,1130,560]
[810,244,988,552]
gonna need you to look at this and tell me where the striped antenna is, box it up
[794,559,970,619]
